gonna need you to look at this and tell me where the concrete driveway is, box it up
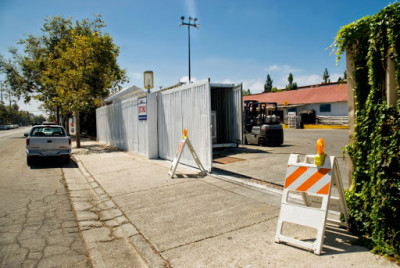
[212,128,350,189]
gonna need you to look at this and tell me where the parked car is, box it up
[25,125,71,165]
[42,121,57,125]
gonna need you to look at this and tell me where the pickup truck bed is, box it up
[26,125,71,165]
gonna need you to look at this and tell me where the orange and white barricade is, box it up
[168,129,206,178]
[275,153,350,255]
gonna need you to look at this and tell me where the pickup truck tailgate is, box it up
[29,136,70,151]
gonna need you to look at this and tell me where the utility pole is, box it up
[179,16,199,83]
[0,80,3,104]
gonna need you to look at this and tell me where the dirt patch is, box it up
[213,156,245,165]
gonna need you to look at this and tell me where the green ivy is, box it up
[333,3,400,262]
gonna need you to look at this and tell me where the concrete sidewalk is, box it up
[64,140,395,268]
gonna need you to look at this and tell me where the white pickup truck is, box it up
[25,124,71,165]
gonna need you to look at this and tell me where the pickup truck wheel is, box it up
[258,138,265,146]
[244,137,248,145]
[27,156,32,166]
[63,156,70,164]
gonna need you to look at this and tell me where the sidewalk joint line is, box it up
[161,215,278,253]
[72,154,172,268]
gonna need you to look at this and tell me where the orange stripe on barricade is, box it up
[316,182,330,195]
[284,166,308,188]
[296,168,331,193]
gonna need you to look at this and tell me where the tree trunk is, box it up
[75,111,81,148]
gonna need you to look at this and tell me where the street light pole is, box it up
[180,16,199,83]
[0,80,3,104]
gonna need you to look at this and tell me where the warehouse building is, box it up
[243,82,348,125]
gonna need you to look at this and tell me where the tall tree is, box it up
[285,73,298,90]
[242,89,251,96]
[264,74,273,92]
[337,70,347,82]
[0,15,127,147]
[322,68,330,84]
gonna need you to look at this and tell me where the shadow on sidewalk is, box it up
[174,172,208,179]
[322,225,368,255]
[73,143,122,155]
[280,224,368,256]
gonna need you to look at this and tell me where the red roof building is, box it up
[244,82,348,118]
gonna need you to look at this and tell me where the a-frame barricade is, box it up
[168,130,206,178]
[275,153,350,255]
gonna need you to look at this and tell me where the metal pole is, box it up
[0,80,3,104]
[180,17,199,84]
[188,24,191,83]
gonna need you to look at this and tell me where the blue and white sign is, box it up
[138,97,147,120]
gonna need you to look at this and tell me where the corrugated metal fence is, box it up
[157,79,212,171]
[96,94,158,158]
[96,80,213,171]
[96,79,242,172]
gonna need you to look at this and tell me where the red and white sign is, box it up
[138,97,147,120]
[69,117,75,135]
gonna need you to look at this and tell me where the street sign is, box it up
[144,71,154,90]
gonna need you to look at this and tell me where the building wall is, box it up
[305,102,348,116]
[96,93,158,158]
[157,79,212,171]
[284,102,348,117]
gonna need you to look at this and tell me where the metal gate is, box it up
[232,83,243,144]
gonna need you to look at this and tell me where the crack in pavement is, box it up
[64,156,170,268]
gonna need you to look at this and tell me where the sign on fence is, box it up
[138,97,147,120]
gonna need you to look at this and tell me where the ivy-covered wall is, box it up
[333,3,400,261]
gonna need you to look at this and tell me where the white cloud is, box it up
[179,76,198,83]
[212,78,264,94]
[242,80,264,93]
[265,64,302,74]
[266,64,280,71]
[295,74,320,87]
[127,72,142,84]
[17,98,45,116]
[184,0,196,17]
[275,73,320,89]
[330,72,342,82]
[221,79,234,84]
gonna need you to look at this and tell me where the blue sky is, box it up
[0,0,392,115]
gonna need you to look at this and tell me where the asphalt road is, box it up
[0,128,89,267]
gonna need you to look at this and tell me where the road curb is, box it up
[63,154,167,268]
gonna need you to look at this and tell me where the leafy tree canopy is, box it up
[0,15,127,114]
[0,15,127,147]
